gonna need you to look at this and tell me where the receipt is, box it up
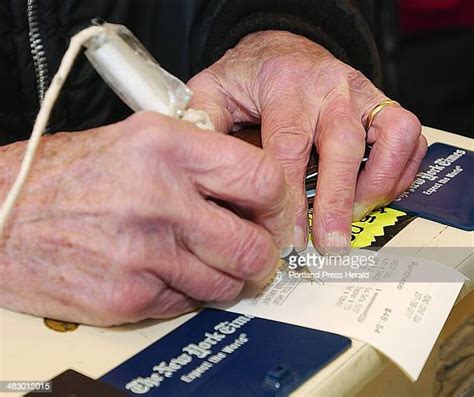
[213,248,467,380]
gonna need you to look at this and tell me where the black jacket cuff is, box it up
[190,0,381,86]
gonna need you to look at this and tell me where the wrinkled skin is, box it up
[189,30,427,253]
[0,113,293,326]
[0,30,425,326]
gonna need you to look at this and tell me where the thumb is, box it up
[261,96,314,250]
[187,71,233,133]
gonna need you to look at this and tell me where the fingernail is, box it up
[352,203,369,222]
[321,231,350,256]
[293,225,308,252]
[280,245,294,259]
[279,221,296,259]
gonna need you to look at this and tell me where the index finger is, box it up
[149,113,294,249]
[312,103,366,254]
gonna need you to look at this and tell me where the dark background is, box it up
[356,0,474,138]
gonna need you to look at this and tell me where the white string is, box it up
[0,26,104,237]
[0,25,215,238]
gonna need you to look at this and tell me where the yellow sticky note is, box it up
[308,207,407,248]
[351,207,407,248]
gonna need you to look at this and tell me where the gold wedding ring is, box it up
[365,99,399,130]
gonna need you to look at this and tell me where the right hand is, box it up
[0,112,293,326]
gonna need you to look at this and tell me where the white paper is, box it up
[212,248,466,380]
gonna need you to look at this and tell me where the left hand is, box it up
[188,30,426,254]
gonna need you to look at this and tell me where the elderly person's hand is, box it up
[189,30,427,254]
[0,112,292,325]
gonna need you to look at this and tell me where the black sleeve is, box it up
[189,0,382,86]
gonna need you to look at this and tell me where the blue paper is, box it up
[101,309,350,396]
[391,143,473,231]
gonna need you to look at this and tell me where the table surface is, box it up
[0,126,473,397]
